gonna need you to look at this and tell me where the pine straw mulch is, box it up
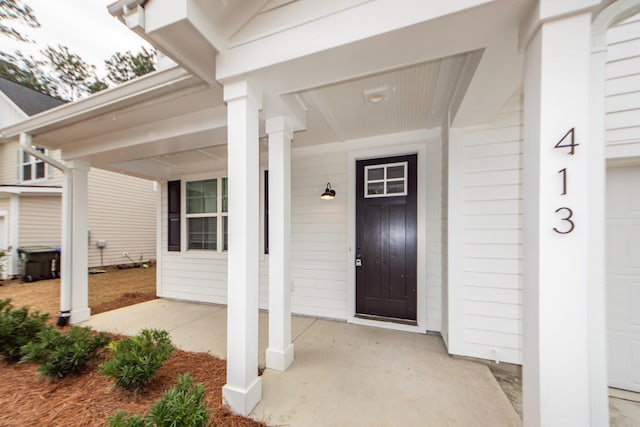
[0,344,266,427]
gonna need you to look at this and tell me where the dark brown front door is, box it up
[356,154,417,322]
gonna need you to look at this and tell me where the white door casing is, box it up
[606,165,640,392]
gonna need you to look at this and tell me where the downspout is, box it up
[19,133,73,327]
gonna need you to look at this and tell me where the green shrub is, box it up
[107,411,146,427]
[99,329,174,392]
[108,374,210,427]
[0,298,49,362]
[147,374,210,427]
[20,326,110,378]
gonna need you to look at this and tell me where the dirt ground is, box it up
[0,265,157,317]
[0,265,264,426]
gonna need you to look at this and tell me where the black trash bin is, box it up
[17,246,59,282]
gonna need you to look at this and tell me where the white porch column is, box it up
[222,79,262,416]
[265,116,294,371]
[522,2,606,426]
[63,159,90,324]
[9,194,19,277]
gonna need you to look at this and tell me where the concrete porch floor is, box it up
[83,299,521,426]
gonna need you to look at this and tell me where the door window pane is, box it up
[387,181,405,194]
[364,162,408,198]
[367,168,384,181]
[387,165,405,179]
[367,182,384,196]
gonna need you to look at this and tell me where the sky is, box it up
[3,0,151,76]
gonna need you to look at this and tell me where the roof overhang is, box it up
[0,66,200,141]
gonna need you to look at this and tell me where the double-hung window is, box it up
[21,147,46,181]
[185,177,228,251]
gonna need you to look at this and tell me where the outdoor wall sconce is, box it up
[321,183,336,200]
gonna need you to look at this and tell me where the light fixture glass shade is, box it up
[321,183,336,200]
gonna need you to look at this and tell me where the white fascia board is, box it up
[216,0,494,81]
[0,66,195,139]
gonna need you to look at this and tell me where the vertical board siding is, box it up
[458,93,523,364]
[19,196,62,247]
[606,13,640,147]
[87,169,156,267]
[160,136,443,325]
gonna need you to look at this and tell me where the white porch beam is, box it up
[222,79,262,416]
[522,3,606,426]
[265,116,294,372]
[62,160,91,324]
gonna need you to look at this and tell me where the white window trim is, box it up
[20,147,48,183]
[181,172,228,254]
[364,161,408,198]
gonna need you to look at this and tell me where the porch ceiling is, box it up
[290,51,481,147]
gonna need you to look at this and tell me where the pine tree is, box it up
[105,47,156,85]
[0,0,39,43]
[42,44,96,101]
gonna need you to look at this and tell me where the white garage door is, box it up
[607,165,640,392]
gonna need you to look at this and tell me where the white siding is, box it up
[0,161,156,269]
[454,93,524,364]
[19,196,62,247]
[440,125,449,344]
[160,134,444,326]
[290,152,349,319]
[0,198,10,278]
[606,13,640,150]
[87,169,156,267]
[425,138,442,331]
[0,141,19,184]
[0,140,64,186]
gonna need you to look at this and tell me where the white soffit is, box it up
[291,51,479,146]
[34,83,223,149]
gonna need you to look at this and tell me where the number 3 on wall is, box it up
[553,207,575,234]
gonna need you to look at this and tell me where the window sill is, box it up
[165,251,268,263]
[175,250,228,260]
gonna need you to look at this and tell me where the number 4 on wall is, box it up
[554,127,579,155]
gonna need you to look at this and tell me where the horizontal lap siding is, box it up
[606,14,640,148]
[159,137,442,325]
[159,181,235,305]
[441,130,449,343]
[19,196,61,247]
[87,169,156,267]
[460,93,523,364]
[290,152,348,319]
[0,141,18,184]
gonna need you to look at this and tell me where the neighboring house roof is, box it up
[0,77,66,116]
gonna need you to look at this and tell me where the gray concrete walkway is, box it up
[83,299,520,426]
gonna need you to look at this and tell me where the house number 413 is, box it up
[553,128,577,235]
